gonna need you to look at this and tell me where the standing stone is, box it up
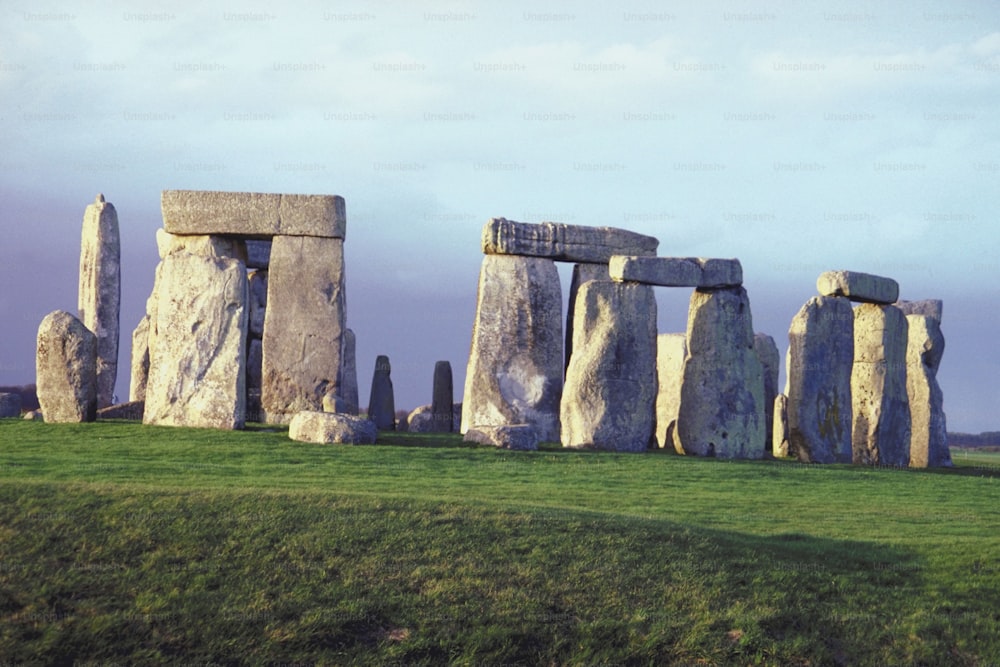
[262,235,345,422]
[786,297,855,463]
[0,393,23,418]
[248,269,268,339]
[36,310,97,423]
[143,253,248,430]
[338,328,359,416]
[754,333,780,454]
[482,218,659,262]
[431,361,454,432]
[773,394,790,457]
[561,281,657,452]
[461,255,563,442]
[78,194,121,408]
[906,315,951,467]
[677,287,765,459]
[129,315,150,402]
[368,355,396,430]
[655,333,687,453]
[565,263,609,373]
[246,336,263,423]
[852,304,910,466]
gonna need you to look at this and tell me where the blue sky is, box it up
[1,0,998,431]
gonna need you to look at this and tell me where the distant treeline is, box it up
[0,385,39,411]
[948,432,1000,448]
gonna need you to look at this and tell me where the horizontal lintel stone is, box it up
[816,270,899,304]
[894,299,943,323]
[482,218,658,263]
[609,256,742,287]
[161,190,346,239]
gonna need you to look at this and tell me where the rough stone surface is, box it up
[78,194,121,408]
[565,263,609,372]
[906,315,951,467]
[262,235,345,421]
[23,411,43,421]
[161,190,346,239]
[754,333,780,454]
[338,329,359,416]
[248,270,268,339]
[0,393,22,418]
[129,315,150,402]
[368,355,396,430]
[246,239,272,268]
[97,401,144,421]
[773,394,790,457]
[609,256,743,288]
[431,360,454,432]
[655,333,687,453]
[143,253,248,430]
[246,338,263,392]
[895,299,943,324]
[322,392,348,414]
[288,411,377,445]
[461,255,563,442]
[406,405,434,433]
[36,310,97,423]
[452,403,463,432]
[561,281,657,452]
[464,424,539,450]
[786,296,854,463]
[817,270,899,304]
[852,304,911,466]
[677,287,766,459]
[482,218,658,263]
[156,229,248,263]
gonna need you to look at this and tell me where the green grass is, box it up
[1,421,999,665]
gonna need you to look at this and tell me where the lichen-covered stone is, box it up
[78,194,120,408]
[36,310,97,423]
[905,315,951,467]
[655,333,687,452]
[288,411,377,444]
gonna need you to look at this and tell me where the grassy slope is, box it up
[0,421,998,665]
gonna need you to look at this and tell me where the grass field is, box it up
[0,421,998,665]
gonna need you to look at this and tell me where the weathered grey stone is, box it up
[129,315,150,402]
[288,411,377,444]
[322,392,348,414]
[609,256,742,288]
[754,333,780,454]
[143,253,248,430]
[338,329,359,416]
[97,400,144,421]
[464,424,539,450]
[246,338,263,391]
[261,235,345,421]
[248,270,268,339]
[368,355,396,430]
[78,194,121,408]
[431,360,454,432]
[0,393,22,418]
[461,255,563,442]
[565,263,609,373]
[23,410,43,421]
[453,403,463,433]
[36,310,97,423]
[406,405,434,433]
[655,333,687,453]
[246,239,272,269]
[817,270,899,304]
[895,299,943,324]
[155,229,248,263]
[677,287,766,459]
[482,218,658,263]
[161,190,346,238]
[852,304,911,466]
[561,281,657,452]
[905,315,951,467]
[773,394,790,457]
[786,296,854,463]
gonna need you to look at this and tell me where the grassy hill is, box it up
[0,421,998,665]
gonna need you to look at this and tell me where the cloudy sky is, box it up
[1,0,998,432]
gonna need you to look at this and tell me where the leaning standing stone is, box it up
[367,355,396,430]
[677,287,766,459]
[655,333,687,452]
[461,255,563,442]
[754,333,780,454]
[78,194,120,408]
[561,281,657,452]
[852,304,910,466]
[431,361,454,432]
[905,315,951,467]
[36,310,98,423]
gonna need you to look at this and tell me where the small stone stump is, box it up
[288,411,378,445]
[36,310,98,423]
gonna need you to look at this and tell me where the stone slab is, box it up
[817,270,899,304]
[482,218,658,263]
[609,256,743,287]
[161,190,346,239]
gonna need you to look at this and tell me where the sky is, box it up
[1,0,998,432]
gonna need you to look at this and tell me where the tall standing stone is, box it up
[368,355,396,430]
[262,235,345,422]
[754,333,780,454]
[852,303,910,466]
[338,328,359,416]
[785,296,854,463]
[431,360,454,432]
[129,315,150,402]
[143,253,248,430]
[905,314,951,467]
[565,263,610,373]
[677,287,765,459]
[461,255,563,442]
[773,394,790,457]
[78,194,120,408]
[561,281,657,452]
[36,310,97,423]
[655,333,687,453]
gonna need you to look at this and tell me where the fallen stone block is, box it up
[288,411,377,444]
[464,424,539,450]
[97,401,144,421]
